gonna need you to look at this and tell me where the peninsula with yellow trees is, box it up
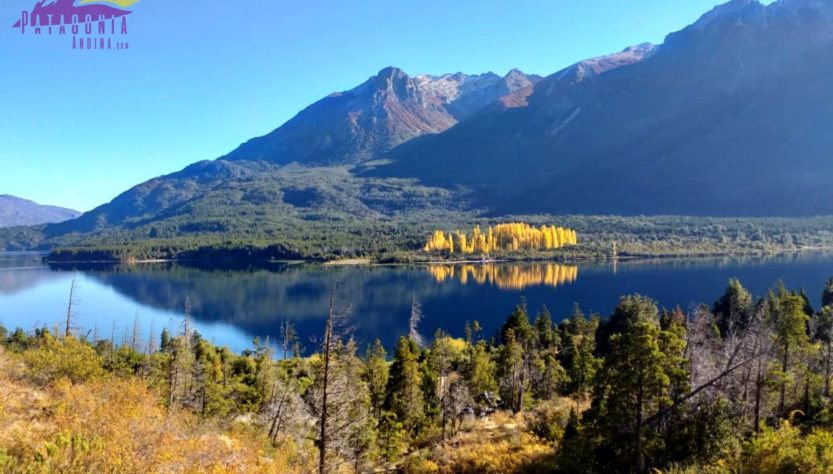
[423,222,578,256]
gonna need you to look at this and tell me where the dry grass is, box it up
[0,346,316,474]
[404,410,557,474]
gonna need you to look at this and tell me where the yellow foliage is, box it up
[657,421,833,474]
[424,223,578,255]
[740,421,833,474]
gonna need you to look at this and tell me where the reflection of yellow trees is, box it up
[428,263,579,290]
[424,223,578,255]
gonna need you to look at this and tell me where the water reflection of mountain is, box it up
[0,253,61,295]
[428,263,578,290]
[48,262,461,350]
[0,268,63,296]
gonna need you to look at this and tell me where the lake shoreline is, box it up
[39,245,833,267]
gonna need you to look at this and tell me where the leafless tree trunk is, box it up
[131,313,140,351]
[318,285,336,474]
[268,381,294,440]
[168,341,178,410]
[281,318,297,360]
[65,278,78,338]
[110,321,117,359]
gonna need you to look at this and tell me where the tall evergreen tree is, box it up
[560,305,599,398]
[465,339,497,396]
[770,290,811,416]
[586,295,688,472]
[385,337,425,437]
[364,339,389,421]
[823,277,833,308]
[534,305,558,351]
[817,306,833,397]
[713,278,754,334]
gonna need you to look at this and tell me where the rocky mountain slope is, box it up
[369,0,833,216]
[222,67,541,165]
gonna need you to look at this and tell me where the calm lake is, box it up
[1,252,832,354]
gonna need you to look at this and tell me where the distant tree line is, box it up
[5,214,833,263]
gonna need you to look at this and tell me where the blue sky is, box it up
[0,0,771,212]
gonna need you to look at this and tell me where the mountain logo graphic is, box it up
[13,0,137,29]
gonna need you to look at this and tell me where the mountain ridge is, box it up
[0,195,80,228]
[221,67,542,166]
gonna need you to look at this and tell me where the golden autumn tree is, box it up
[423,223,578,255]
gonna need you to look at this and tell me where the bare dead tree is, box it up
[110,321,117,359]
[167,298,197,411]
[64,277,78,338]
[147,320,157,354]
[318,286,336,474]
[443,373,472,439]
[140,319,156,381]
[674,303,773,433]
[280,318,299,360]
[131,313,141,351]
[268,375,304,441]
[312,282,368,474]
[166,323,178,410]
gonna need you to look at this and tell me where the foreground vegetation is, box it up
[3,276,833,472]
[5,214,830,263]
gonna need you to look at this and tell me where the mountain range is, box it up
[0,195,79,228]
[368,0,833,216]
[7,0,833,250]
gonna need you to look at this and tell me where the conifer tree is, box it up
[466,339,497,397]
[823,277,833,308]
[364,339,389,421]
[583,295,689,471]
[713,278,754,333]
[770,290,811,416]
[560,305,599,398]
[385,337,425,437]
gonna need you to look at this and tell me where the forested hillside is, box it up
[3,276,833,472]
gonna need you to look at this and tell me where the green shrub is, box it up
[23,334,103,385]
[741,422,833,474]
[529,398,573,443]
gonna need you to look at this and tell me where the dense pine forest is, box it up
[2,276,833,472]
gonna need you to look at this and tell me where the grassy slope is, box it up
[0,345,315,474]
